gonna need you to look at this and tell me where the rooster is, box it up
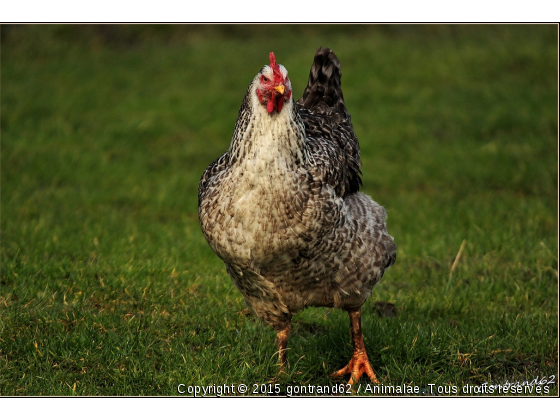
[198,48,396,385]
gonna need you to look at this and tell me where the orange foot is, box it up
[331,351,379,385]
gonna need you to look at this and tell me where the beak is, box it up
[273,85,285,95]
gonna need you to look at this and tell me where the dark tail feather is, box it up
[297,47,348,116]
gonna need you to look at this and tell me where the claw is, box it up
[331,351,379,385]
[331,308,380,385]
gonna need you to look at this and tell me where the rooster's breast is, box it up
[200,162,313,268]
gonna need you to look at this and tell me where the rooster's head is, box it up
[256,52,292,114]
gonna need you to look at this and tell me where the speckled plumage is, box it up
[198,48,396,371]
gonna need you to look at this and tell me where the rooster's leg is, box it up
[276,323,291,370]
[331,308,379,385]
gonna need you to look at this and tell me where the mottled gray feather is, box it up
[198,47,396,331]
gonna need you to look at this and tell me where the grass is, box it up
[1,24,557,396]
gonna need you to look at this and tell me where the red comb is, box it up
[269,52,277,69]
[269,52,284,83]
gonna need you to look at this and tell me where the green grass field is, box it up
[1,24,557,396]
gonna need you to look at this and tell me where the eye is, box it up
[262,76,269,82]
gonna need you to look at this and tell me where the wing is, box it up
[198,151,230,206]
[297,47,362,198]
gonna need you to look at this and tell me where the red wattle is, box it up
[277,96,284,112]
[267,97,275,113]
